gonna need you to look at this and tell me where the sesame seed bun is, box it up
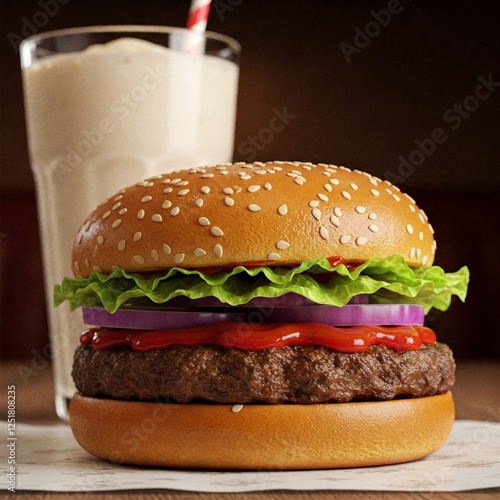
[72,161,435,277]
[69,391,455,469]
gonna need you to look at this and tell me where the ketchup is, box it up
[81,323,436,354]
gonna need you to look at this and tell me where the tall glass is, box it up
[20,26,240,421]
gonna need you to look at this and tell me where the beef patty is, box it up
[72,342,455,404]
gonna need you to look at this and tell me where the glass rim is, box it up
[19,24,241,54]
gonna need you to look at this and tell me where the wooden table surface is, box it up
[1,358,499,499]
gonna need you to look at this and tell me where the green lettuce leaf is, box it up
[54,255,469,315]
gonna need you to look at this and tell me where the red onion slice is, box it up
[83,303,424,330]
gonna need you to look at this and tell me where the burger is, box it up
[55,161,469,469]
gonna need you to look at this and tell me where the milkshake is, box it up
[21,28,240,419]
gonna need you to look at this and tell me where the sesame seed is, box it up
[152,214,163,223]
[318,193,329,202]
[309,200,320,208]
[416,248,422,258]
[409,247,416,259]
[224,197,235,207]
[278,204,288,215]
[211,227,224,236]
[368,213,378,220]
[114,194,123,201]
[178,189,190,196]
[248,204,261,212]
[141,196,152,203]
[330,178,340,185]
[93,266,103,273]
[334,207,342,217]
[118,208,128,215]
[370,178,379,186]
[75,262,81,272]
[163,187,173,194]
[133,232,142,242]
[112,202,121,211]
[214,244,223,258]
[200,186,210,194]
[223,187,234,195]
[350,183,358,190]
[176,180,189,186]
[231,404,244,413]
[161,179,171,184]
[102,211,111,220]
[195,199,204,207]
[330,215,340,227]
[112,219,122,229]
[429,223,435,234]
[341,191,351,200]
[356,236,367,246]
[323,183,332,192]
[198,217,210,226]
[422,255,428,265]
[340,235,351,244]
[85,259,90,269]
[137,210,145,220]
[409,204,416,213]
[151,250,159,262]
[255,169,267,175]
[264,182,272,190]
[162,200,172,209]
[392,194,401,202]
[371,189,380,197]
[323,171,331,177]
[163,244,171,255]
[406,224,414,235]
[385,188,392,195]
[369,224,379,233]
[419,213,426,224]
[170,178,181,184]
[268,252,281,260]
[355,206,366,214]
[419,231,424,241]
[294,177,305,185]
[312,208,321,221]
[133,255,145,264]
[97,235,104,245]
[276,240,290,250]
[320,226,329,240]
[174,253,185,264]
[194,248,206,257]
[248,185,260,193]
[118,240,126,251]
[240,174,252,180]
[170,207,180,216]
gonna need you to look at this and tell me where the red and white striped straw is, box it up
[187,0,212,33]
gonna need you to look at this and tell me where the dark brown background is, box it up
[1,0,499,359]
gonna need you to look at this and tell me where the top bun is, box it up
[72,161,436,277]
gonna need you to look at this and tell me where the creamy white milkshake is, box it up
[21,30,239,419]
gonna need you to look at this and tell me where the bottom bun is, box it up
[69,392,455,470]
